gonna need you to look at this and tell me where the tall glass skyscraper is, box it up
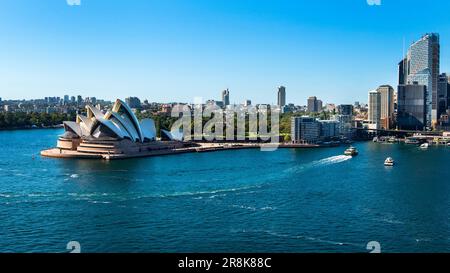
[277,86,286,107]
[405,33,440,128]
[221,89,230,106]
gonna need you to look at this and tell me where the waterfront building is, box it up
[404,33,440,128]
[448,78,450,111]
[319,120,339,139]
[368,90,381,130]
[397,83,427,130]
[277,86,286,107]
[45,99,186,160]
[291,116,321,143]
[125,97,141,109]
[222,89,230,106]
[332,114,353,138]
[398,57,407,85]
[438,73,449,120]
[377,85,395,129]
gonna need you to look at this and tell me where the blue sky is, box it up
[1,0,450,105]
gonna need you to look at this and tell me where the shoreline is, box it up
[40,142,346,160]
[0,125,63,132]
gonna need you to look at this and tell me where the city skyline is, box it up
[3,1,450,105]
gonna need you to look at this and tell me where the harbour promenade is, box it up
[41,142,325,160]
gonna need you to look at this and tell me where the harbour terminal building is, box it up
[41,99,184,159]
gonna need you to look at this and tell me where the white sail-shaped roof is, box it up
[140,119,157,141]
[112,99,144,142]
[61,99,159,143]
[76,115,93,137]
[63,121,82,137]
[161,129,184,141]
[90,117,130,139]
[105,111,141,142]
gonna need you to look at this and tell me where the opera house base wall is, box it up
[42,138,188,160]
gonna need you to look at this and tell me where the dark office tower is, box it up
[222,89,230,106]
[307,96,317,113]
[77,95,83,105]
[398,58,407,85]
[437,73,449,120]
[316,100,323,111]
[125,97,141,109]
[338,104,354,116]
[405,33,440,128]
[448,76,450,111]
[277,86,286,107]
[397,83,427,130]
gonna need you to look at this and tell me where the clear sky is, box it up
[1,0,450,105]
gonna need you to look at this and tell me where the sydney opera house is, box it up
[41,99,185,159]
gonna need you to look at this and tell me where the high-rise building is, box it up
[316,100,323,112]
[368,90,381,130]
[448,78,450,111]
[437,73,449,119]
[397,83,427,130]
[398,57,407,85]
[338,104,353,116]
[405,33,440,128]
[70,96,76,104]
[377,85,395,129]
[277,86,286,107]
[63,95,69,104]
[77,95,83,105]
[243,100,252,107]
[307,96,323,113]
[222,89,230,106]
[125,97,141,109]
[307,96,317,113]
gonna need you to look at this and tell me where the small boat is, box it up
[373,137,379,143]
[420,143,429,149]
[405,139,420,145]
[384,157,394,166]
[344,146,358,156]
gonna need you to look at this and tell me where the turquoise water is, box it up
[0,129,449,253]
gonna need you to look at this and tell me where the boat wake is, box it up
[234,229,363,248]
[284,155,352,174]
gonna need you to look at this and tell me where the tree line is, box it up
[0,112,76,130]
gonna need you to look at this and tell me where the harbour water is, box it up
[0,129,449,253]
